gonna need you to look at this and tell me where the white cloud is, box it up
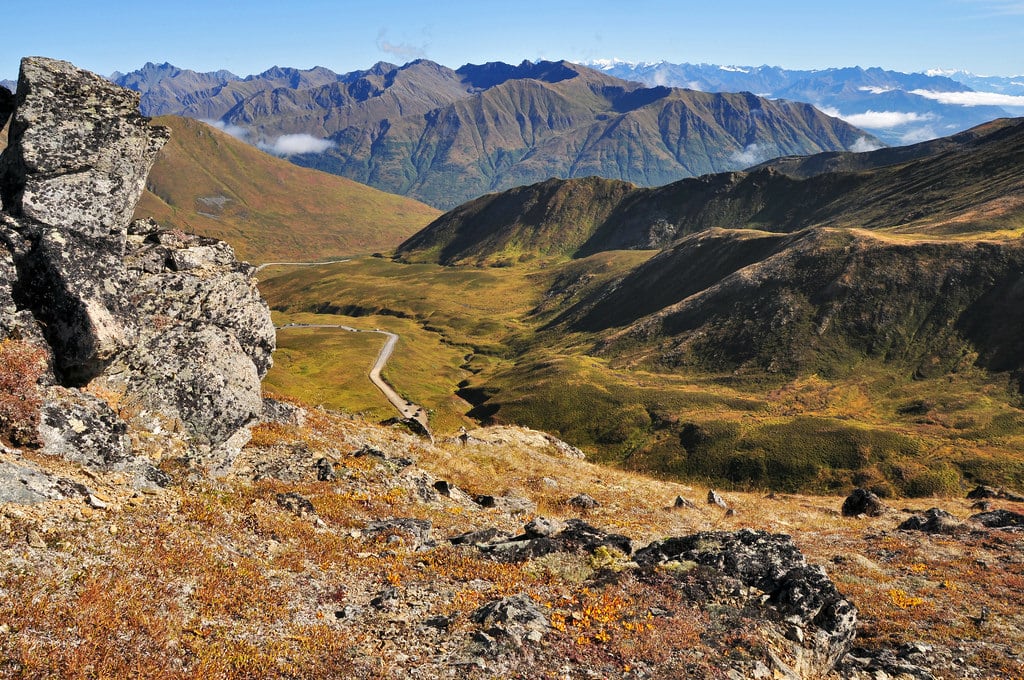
[850,137,884,152]
[819,107,933,129]
[899,126,940,144]
[909,89,1024,106]
[200,119,249,140]
[376,28,428,60]
[730,143,765,166]
[858,86,896,94]
[841,110,935,128]
[259,134,335,156]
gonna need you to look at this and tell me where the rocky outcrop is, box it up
[634,529,858,678]
[0,57,274,484]
[0,58,169,234]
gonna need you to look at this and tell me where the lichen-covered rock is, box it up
[634,529,857,678]
[969,508,1024,529]
[478,518,632,563]
[0,451,89,505]
[37,387,130,468]
[472,593,549,645]
[0,58,274,475]
[17,226,138,382]
[0,57,168,234]
[126,219,274,377]
[114,324,264,448]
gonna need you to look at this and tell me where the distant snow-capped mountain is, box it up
[588,60,1022,145]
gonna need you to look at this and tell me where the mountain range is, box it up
[111,60,874,209]
[591,60,1024,146]
[396,117,1024,265]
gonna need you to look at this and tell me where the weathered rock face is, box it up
[0,57,169,234]
[0,56,274,482]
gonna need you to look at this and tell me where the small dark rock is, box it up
[969,508,1024,529]
[276,492,316,517]
[314,457,336,482]
[567,493,599,510]
[673,495,697,509]
[967,484,1024,502]
[970,500,991,511]
[352,444,386,459]
[472,493,535,515]
[334,605,362,620]
[370,586,400,610]
[841,488,888,517]
[966,485,999,500]
[473,494,496,508]
[450,527,512,546]
[707,489,729,509]
[898,508,961,534]
[423,615,453,631]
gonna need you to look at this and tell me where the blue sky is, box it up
[2,0,1022,82]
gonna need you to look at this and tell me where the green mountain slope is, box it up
[396,117,1024,265]
[134,116,440,262]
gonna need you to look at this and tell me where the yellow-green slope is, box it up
[134,116,440,262]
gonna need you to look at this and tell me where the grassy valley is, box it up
[260,118,1024,497]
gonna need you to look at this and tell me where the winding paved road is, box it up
[277,323,431,434]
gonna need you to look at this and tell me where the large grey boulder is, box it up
[0,57,169,233]
[114,324,264,448]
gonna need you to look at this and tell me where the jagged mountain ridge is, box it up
[592,60,1018,145]
[114,59,875,209]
